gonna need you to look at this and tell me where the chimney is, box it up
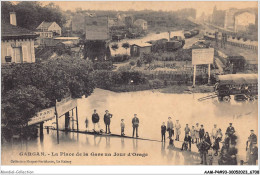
[10,12,17,26]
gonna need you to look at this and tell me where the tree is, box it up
[122,42,130,55]
[141,53,155,69]
[111,43,119,53]
[1,56,96,140]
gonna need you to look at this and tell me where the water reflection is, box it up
[2,89,257,165]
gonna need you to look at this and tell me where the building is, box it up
[234,12,256,32]
[134,19,148,30]
[84,16,110,61]
[1,12,38,64]
[36,21,61,38]
[130,42,152,57]
[224,9,239,31]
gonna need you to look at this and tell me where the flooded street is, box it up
[2,88,258,165]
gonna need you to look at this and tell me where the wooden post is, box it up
[192,65,196,88]
[76,107,79,132]
[72,108,74,130]
[208,64,211,85]
[55,102,59,144]
[40,122,44,140]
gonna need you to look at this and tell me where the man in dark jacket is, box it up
[161,122,166,142]
[132,114,139,137]
[92,109,100,131]
[247,130,257,152]
[199,125,205,142]
[104,110,112,134]
[249,142,258,165]
[226,123,235,137]
[197,137,210,165]
[181,133,192,151]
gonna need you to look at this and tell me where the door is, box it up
[14,47,22,63]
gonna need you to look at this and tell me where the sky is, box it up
[20,1,259,17]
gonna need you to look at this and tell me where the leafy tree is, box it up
[111,43,119,51]
[1,56,96,140]
[141,53,155,68]
[122,42,130,54]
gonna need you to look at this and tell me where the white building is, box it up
[134,19,148,30]
[1,12,38,64]
[234,12,256,32]
[36,21,61,38]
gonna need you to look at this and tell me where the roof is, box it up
[217,74,258,85]
[36,21,56,30]
[131,42,152,47]
[134,19,147,25]
[2,23,38,40]
[85,16,109,40]
[54,37,80,40]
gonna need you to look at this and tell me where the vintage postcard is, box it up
[1,0,259,174]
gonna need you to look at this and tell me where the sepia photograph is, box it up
[0,0,259,174]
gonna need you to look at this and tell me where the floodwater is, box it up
[1,88,258,165]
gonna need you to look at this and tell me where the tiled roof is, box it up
[2,23,38,40]
[85,16,109,40]
[36,21,54,30]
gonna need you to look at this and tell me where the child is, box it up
[161,122,166,142]
[121,119,125,136]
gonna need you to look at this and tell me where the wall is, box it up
[1,39,35,64]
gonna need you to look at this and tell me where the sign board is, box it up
[56,96,77,117]
[28,107,55,126]
[192,48,214,65]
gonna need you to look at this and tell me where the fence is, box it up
[138,70,217,85]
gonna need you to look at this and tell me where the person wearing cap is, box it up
[175,120,181,141]
[199,125,205,142]
[132,114,139,137]
[211,124,218,140]
[226,123,235,137]
[161,122,166,142]
[92,109,100,131]
[167,117,174,139]
[104,110,112,134]
[195,123,200,143]
[248,142,258,165]
[121,119,125,136]
[247,130,257,152]
[184,124,190,135]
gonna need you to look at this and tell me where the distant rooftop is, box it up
[2,23,38,40]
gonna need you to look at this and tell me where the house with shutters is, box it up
[36,21,61,38]
[1,12,39,64]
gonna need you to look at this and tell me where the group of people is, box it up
[88,109,140,138]
[89,110,258,165]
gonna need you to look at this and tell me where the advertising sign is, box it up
[192,48,214,65]
[56,96,77,117]
[28,107,55,126]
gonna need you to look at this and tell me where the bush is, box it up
[129,60,135,66]
[112,55,130,62]
[118,64,131,72]
[149,79,164,89]
[136,59,142,67]
[93,61,113,70]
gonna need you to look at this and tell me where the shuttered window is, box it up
[22,45,28,62]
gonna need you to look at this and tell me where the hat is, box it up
[168,117,171,119]
[229,123,232,125]
[201,124,203,126]
[250,129,254,131]
[105,110,109,112]
[121,119,124,121]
